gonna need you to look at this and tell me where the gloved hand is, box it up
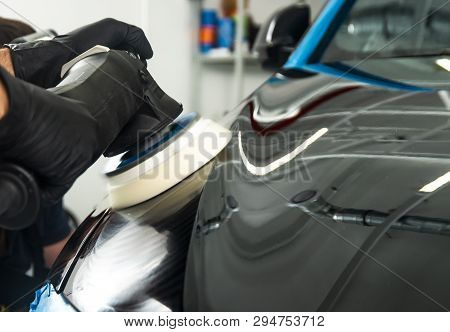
[5,18,153,88]
[0,50,150,204]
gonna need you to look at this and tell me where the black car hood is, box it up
[237,74,450,220]
[184,72,450,311]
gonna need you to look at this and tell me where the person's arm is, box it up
[6,18,152,89]
[43,233,72,268]
[0,79,8,120]
[0,48,14,76]
[0,50,150,205]
[0,17,153,118]
[0,48,13,120]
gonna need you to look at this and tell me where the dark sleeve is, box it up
[36,201,72,246]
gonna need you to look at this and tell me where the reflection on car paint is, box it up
[44,163,213,311]
[184,71,450,311]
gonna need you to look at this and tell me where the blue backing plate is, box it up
[104,113,198,176]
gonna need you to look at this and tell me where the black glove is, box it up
[5,18,153,88]
[0,50,150,204]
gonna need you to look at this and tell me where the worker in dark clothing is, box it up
[0,18,74,311]
[0,201,73,311]
[0,17,153,311]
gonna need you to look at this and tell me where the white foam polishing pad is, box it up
[104,115,231,209]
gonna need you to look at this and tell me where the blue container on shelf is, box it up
[217,18,235,50]
[201,9,218,26]
[200,9,218,53]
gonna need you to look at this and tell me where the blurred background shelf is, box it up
[190,0,251,118]
[189,0,326,122]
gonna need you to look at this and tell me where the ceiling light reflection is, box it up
[419,171,450,193]
[238,128,328,176]
[436,58,450,72]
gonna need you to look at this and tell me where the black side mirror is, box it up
[253,3,310,71]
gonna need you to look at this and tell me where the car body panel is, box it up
[41,163,213,312]
[183,71,450,311]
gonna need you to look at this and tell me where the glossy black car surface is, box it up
[184,73,450,311]
[183,0,450,311]
[44,162,213,311]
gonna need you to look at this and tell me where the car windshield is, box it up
[321,0,450,62]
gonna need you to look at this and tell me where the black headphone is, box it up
[0,162,40,230]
